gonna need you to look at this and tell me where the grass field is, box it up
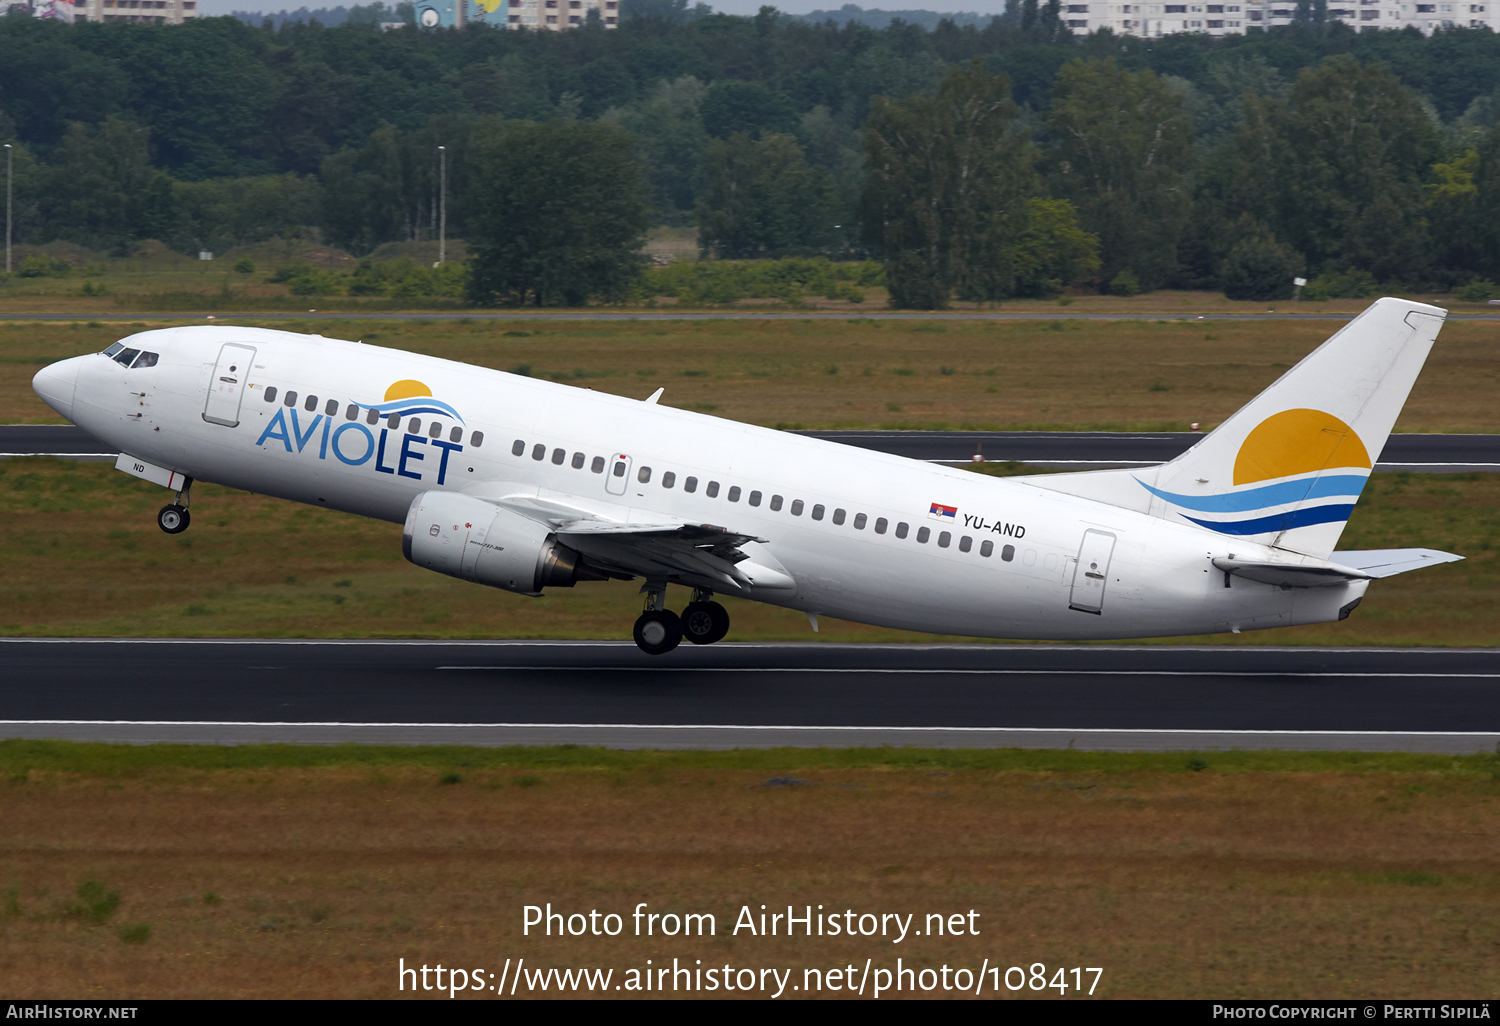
[1,458,1493,645]
[3,315,1499,432]
[1,741,1496,999]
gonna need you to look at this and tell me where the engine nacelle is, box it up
[402,491,594,596]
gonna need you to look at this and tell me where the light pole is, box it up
[438,145,446,266]
[4,143,11,275]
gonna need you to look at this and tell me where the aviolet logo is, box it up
[255,379,468,485]
[1137,408,1373,536]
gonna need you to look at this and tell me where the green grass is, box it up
[3,738,1496,777]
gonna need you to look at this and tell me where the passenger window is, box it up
[727,486,740,502]
[1002,544,1016,562]
[346,403,359,421]
[367,408,381,425]
[471,432,484,448]
[684,477,698,493]
[264,386,278,403]
[832,508,845,525]
[552,447,566,465]
[305,395,319,412]
[591,456,605,473]
[662,471,676,488]
[513,439,525,456]
[770,495,783,512]
[285,391,298,407]
[980,540,994,557]
[532,444,546,461]
[132,351,159,369]
[917,527,931,543]
[571,452,585,469]
[811,504,825,520]
[387,414,401,430]
[429,422,443,438]
[875,517,887,534]
[613,461,627,478]
[895,522,909,539]
[706,481,720,498]
[748,490,761,507]
[114,348,140,366]
[409,418,422,434]
[853,513,866,530]
[959,536,971,552]
[325,398,339,416]
[790,500,804,516]
[638,466,652,483]
[451,427,463,443]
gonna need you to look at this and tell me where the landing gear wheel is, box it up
[681,601,730,645]
[633,610,683,655]
[157,504,190,534]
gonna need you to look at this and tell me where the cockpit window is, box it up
[113,348,140,366]
[102,343,125,357]
[131,351,159,369]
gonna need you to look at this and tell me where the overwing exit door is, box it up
[1068,530,1117,615]
[203,344,256,427]
[605,453,632,496]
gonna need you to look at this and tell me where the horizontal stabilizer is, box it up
[1329,548,1465,578]
[1212,557,1370,588]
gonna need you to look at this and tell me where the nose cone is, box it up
[33,357,82,423]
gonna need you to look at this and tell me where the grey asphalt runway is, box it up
[5,311,1500,322]
[5,424,1496,472]
[2,640,1496,753]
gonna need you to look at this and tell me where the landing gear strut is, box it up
[633,580,682,656]
[681,589,730,645]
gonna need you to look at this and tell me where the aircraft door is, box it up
[203,344,256,428]
[1068,530,1117,615]
[605,453,632,496]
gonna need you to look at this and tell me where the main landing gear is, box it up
[633,585,730,655]
[157,482,192,535]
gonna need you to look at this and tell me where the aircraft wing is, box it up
[556,521,795,593]
[485,491,796,592]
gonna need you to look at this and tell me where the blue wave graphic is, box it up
[1183,504,1356,536]
[1136,474,1368,513]
[366,397,465,424]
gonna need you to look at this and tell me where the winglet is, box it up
[645,387,664,405]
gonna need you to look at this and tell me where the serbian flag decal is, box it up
[928,502,958,522]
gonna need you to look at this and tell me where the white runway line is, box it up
[437,666,1500,679]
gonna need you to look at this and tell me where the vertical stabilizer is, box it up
[1026,298,1447,559]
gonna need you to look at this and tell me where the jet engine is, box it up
[402,491,602,596]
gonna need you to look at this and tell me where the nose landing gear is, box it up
[157,504,190,534]
[632,585,731,655]
[156,480,193,535]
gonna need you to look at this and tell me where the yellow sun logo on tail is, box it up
[1233,409,1372,486]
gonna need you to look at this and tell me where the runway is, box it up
[5,311,1500,323]
[2,640,1496,753]
[7,424,1499,472]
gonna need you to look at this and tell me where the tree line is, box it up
[3,14,1500,306]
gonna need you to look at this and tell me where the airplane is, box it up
[31,297,1462,655]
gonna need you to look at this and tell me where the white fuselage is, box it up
[39,326,1365,640]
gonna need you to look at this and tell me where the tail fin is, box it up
[1026,298,1447,559]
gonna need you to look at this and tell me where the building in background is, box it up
[503,0,619,29]
[0,0,76,20]
[69,0,197,22]
[1063,1,1496,37]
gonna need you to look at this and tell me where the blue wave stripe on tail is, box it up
[1183,504,1357,536]
[1136,474,1368,513]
